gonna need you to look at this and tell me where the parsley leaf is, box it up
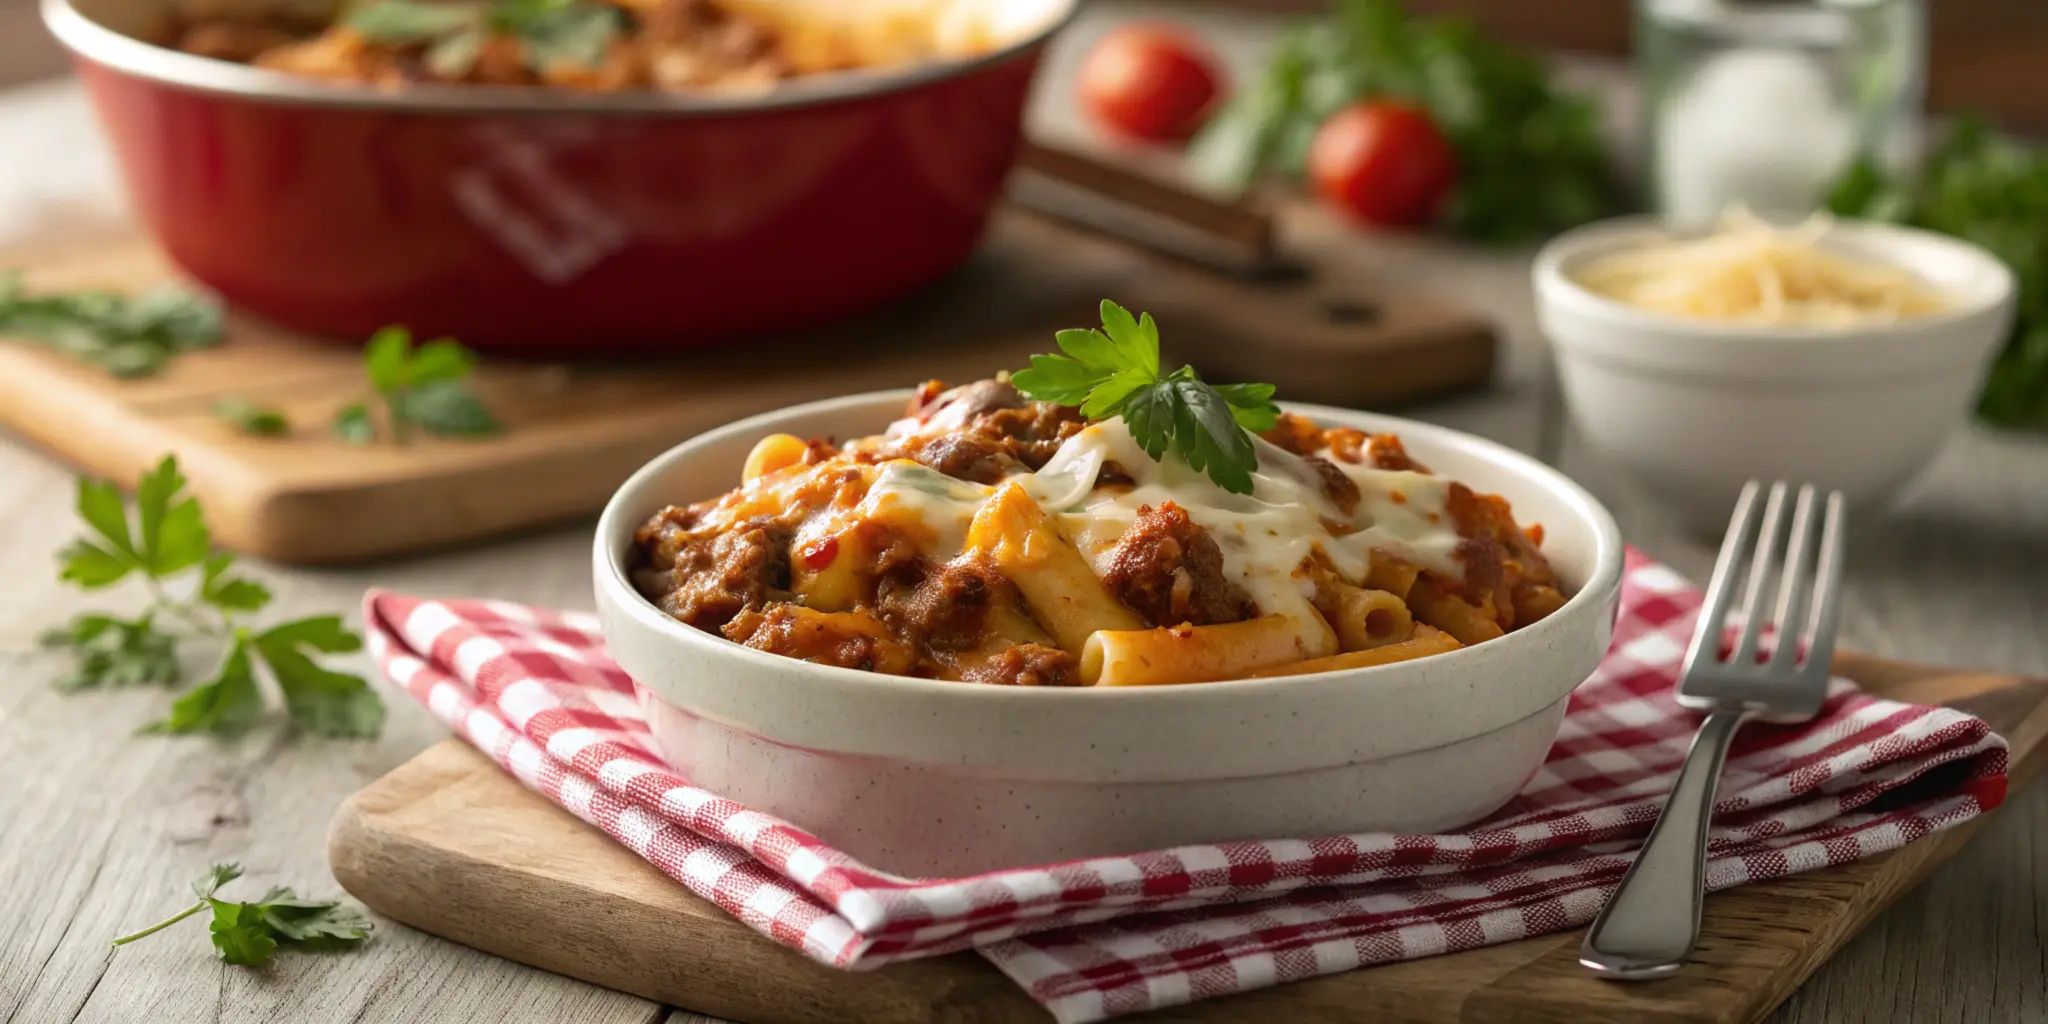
[334,403,376,444]
[344,0,478,40]
[347,0,620,73]
[40,613,181,690]
[143,636,263,736]
[58,537,135,588]
[253,617,386,739]
[200,552,272,613]
[209,902,280,965]
[398,379,502,436]
[112,863,372,967]
[135,456,210,577]
[520,2,622,70]
[48,456,384,738]
[214,397,289,437]
[1011,301,1277,495]
[0,272,223,377]
[1212,381,1281,433]
[337,326,501,443]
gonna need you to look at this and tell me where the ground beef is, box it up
[636,517,792,629]
[875,556,1008,652]
[879,383,1084,481]
[966,644,1082,686]
[901,432,1018,485]
[909,378,1027,430]
[1304,455,1361,516]
[1260,412,1324,456]
[974,402,1088,469]
[1100,502,1256,627]
[175,22,299,62]
[845,522,922,583]
[1327,431,1429,473]
[721,606,913,674]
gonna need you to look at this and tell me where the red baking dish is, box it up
[42,0,1075,355]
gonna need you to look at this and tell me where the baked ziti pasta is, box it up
[630,377,1569,686]
[163,0,1026,93]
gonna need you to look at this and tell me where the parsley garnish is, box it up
[346,0,623,76]
[111,863,372,966]
[1011,300,1279,494]
[0,270,222,377]
[42,456,386,738]
[335,325,501,444]
[214,397,290,437]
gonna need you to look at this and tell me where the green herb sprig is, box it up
[214,397,290,437]
[1011,300,1279,494]
[1828,117,2048,428]
[345,0,623,77]
[0,271,222,377]
[111,863,372,966]
[1187,0,1627,243]
[335,325,501,444]
[41,456,386,738]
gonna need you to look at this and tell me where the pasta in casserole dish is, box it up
[631,377,1568,687]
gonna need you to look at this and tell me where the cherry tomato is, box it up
[1076,24,1224,143]
[1308,101,1458,229]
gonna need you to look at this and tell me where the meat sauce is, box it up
[631,379,1566,685]
[162,0,1005,93]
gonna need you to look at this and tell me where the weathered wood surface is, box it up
[3,5,2045,1023]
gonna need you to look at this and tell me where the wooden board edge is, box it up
[328,744,1052,1024]
[326,659,2048,1024]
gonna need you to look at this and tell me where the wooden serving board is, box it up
[328,654,2048,1024]
[0,201,1493,566]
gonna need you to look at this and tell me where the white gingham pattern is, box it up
[362,548,2009,1022]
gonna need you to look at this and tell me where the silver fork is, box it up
[1580,480,1847,980]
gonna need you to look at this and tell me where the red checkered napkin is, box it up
[362,548,2009,1023]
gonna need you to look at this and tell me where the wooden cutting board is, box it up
[328,654,2048,1024]
[0,196,1493,566]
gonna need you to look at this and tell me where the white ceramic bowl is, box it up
[1535,216,2016,534]
[594,393,1624,878]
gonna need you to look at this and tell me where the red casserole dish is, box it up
[42,0,1076,355]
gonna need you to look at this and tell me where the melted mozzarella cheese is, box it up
[857,417,1466,613]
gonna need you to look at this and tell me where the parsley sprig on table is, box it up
[41,456,387,738]
[346,0,623,77]
[214,397,290,437]
[335,325,501,444]
[0,271,222,377]
[111,863,372,966]
[1012,300,1279,494]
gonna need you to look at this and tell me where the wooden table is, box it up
[3,6,2044,1022]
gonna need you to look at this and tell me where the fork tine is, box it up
[1729,482,1790,666]
[1767,485,1821,671]
[1684,481,1763,678]
[1799,491,1849,679]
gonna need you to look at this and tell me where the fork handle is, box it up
[1580,710,1748,979]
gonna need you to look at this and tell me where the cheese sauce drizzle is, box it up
[857,416,1463,618]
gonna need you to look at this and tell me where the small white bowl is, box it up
[594,392,1624,878]
[1534,216,2016,534]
